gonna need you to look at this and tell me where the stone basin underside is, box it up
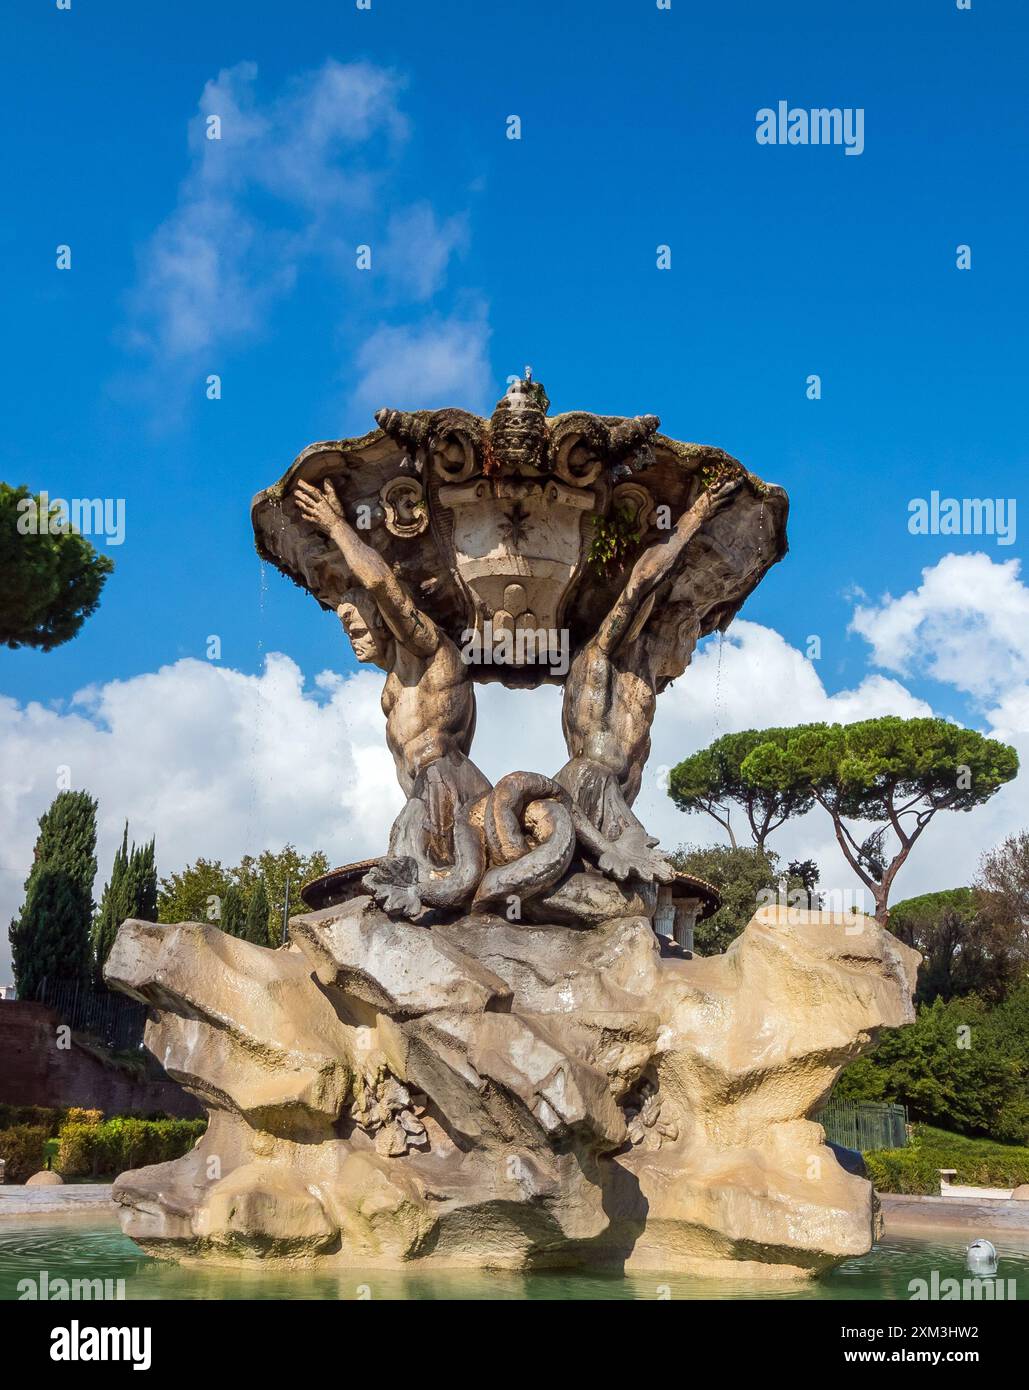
[105,903,919,1277]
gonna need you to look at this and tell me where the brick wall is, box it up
[0,1001,201,1118]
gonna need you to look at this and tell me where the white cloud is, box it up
[0,655,399,983]
[125,61,409,363]
[847,553,1029,876]
[380,203,469,302]
[6,614,1026,984]
[987,687,1029,743]
[349,308,494,417]
[850,553,1029,702]
[123,60,471,375]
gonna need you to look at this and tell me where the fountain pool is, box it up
[1,1214,1026,1301]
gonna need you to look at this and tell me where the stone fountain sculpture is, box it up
[106,375,919,1277]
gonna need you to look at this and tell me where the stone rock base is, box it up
[105,904,918,1277]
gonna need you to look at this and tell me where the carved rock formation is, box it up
[106,904,919,1276]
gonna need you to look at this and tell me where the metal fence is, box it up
[37,977,147,1052]
[816,1098,909,1151]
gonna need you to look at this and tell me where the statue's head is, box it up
[337,589,390,668]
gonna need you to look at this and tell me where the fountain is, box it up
[105,377,919,1276]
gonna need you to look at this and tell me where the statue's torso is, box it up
[381,636,476,789]
[562,636,657,782]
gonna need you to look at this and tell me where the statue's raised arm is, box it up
[293,476,490,921]
[293,479,438,658]
[557,476,745,888]
[595,476,742,657]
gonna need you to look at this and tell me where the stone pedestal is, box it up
[106,903,918,1276]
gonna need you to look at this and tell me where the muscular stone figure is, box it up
[294,478,491,917]
[557,478,740,884]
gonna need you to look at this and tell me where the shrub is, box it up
[65,1107,103,1127]
[56,1117,206,1177]
[0,1124,50,1182]
[0,1104,66,1136]
[866,1124,1029,1194]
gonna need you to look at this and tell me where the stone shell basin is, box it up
[250,423,788,687]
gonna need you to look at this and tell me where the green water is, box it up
[1,1215,1027,1300]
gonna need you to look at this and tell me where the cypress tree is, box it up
[91,826,157,985]
[126,836,157,922]
[244,879,271,946]
[91,824,128,986]
[10,790,97,1000]
[221,884,246,938]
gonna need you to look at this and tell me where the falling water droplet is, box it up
[249,559,269,851]
[256,556,268,677]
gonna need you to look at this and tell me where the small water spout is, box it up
[966,1238,998,1276]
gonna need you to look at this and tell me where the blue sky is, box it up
[2,0,1028,969]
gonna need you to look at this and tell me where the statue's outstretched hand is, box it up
[294,478,345,535]
[363,858,427,920]
[596,826,676,886]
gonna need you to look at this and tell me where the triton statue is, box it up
[293,475,489,919]
[254,373,787,923]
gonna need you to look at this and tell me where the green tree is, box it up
[786,859,822,906]
[157,845,329,941]
[670,843,794,955]
[234,845,329,939]
[245,879,271,947]
[985,982,1029,1140]
[668,728,814,849]
[888,887,1019,1005]
[834,993,1027,1143]
[91,825,157,985]
[742,717,1017,922]
[975,829,1029,958]
[9,791,97,999]
[126,836,158,922]
[0,483,114,650]
[220,884,246,938]
[157,858,231,926]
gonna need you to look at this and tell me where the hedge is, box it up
[867,1126,1029,1195]
[0,1105,102,1135]
[0,1125,50,1182]
[57,1117,206,1177]
[0,1104,67,1136]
